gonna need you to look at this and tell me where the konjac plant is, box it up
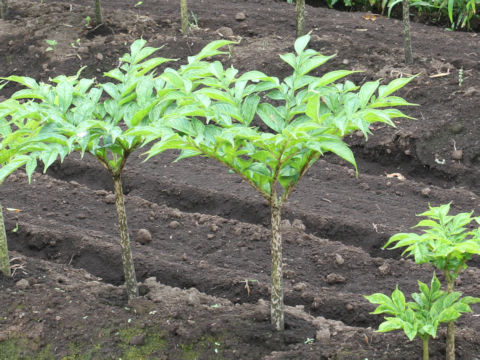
[2,40,171,299]
[384,203,480,360]
[1,38,236,300]
[0,87,68,276]
[134,34,416,330]
[366,273,479,360]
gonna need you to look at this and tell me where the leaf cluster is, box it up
[365,274,480,341]
[138,34,415,206]
[385,203,480,276]
[0,39,233,179]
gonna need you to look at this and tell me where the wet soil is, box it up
[1,0,480,359]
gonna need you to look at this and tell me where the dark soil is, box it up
[1,0,480,359]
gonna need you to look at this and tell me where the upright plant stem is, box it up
[94,0,104,25]
[422,336,430,360]
[270,201,284,331]
[0,203,11,277]
[1,0,8,20]
[445,271,455,360]
[180,0,189,34]
[112,174,138,301]
[296,0,305,38]
[402,0,413,64]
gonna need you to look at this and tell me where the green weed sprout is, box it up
[365,273,480,360]
[384,203,480,359]
[45,39,57,52]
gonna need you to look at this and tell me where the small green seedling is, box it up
[84,15,92,28]
[45,39,57,52]
[365,274,479,360]
[384,203,480,359]
[71,38,81,49]
[189,10,199,29]
[304,337,314,344]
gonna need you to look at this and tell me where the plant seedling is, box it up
[45,39,57,52]
[384,203,480,359]
[365,273,480,360]
[84,15,92,28]
[138,34,415,330]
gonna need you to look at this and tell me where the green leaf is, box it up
[377,318,404,333]
[294,34,311,55]
[257,103,285,132]
[447,0,454,23]
[56,81,74,113]
[378,76,416,98]
[25,157,37,181]
[310,70,357,89]
[195,40,235,60]
[358,81,380,108]
[298,54,335,76]
[3,75,38,89]
[241,95,260,126]
[307,136,356,170]
[279,53,297,69]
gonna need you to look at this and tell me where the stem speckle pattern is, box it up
[0,203,10,277]
[270,203,284,331]
[113,174,138,301]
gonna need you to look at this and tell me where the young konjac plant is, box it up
[1,40,177,300]
[136,34,416,330]
[384,203,480,360]
[0,91,69,276]
[365,274,479,360]
[1,38,234,300]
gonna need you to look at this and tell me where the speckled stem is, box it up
[94,0,104,25]
[113,174,138,301]
[180,0,189,34]
[402,0,413,64]
[296,0,305,38]
[1,0,8,19]
[0,203,11,277]
[270,202,284,331]
[445,272,455,360]
[422,336,429,360]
